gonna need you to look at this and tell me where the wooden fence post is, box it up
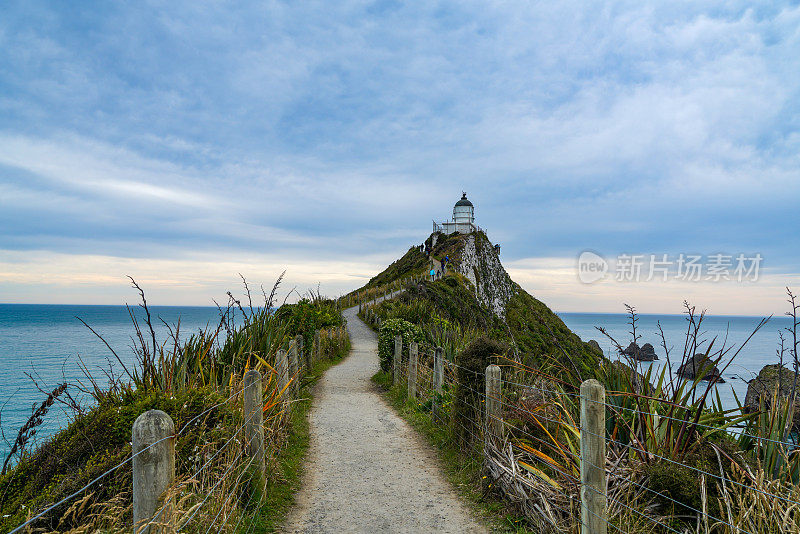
[432,346,444,418]
[243,369,265,492]
[393,335,402,386]
[276,349,289,397]
[408,342,418,399]
[580,379,607,534]
[313,330,320,365]
[288,341,299,395]
[325,330,331,359]
[296,334,309,371]
[433,346,444,393]
[133,410,175,533]
[485,364,502,441]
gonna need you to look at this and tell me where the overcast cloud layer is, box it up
[1,1,798,313]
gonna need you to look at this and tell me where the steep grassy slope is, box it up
[363,246,429,289]
[0,387,239,532]
[504,284,601,377]
[360,232,602,377]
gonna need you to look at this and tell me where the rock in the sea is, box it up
[639,343,658,361]
[744,365,800,429]
[620,342,658,361]
[588,339,603,356]
[621,342,639,358]
[676,353,725,383]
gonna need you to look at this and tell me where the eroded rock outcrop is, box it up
[677,354,725,383]
[452,233,516,317]
[620,342,658,361]
[744,365,800,429]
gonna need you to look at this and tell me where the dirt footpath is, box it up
[283,306,486,533]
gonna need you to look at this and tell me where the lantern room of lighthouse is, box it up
[434,192,481,235]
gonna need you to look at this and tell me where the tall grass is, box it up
[0,275,350,532]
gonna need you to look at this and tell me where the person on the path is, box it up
[430,268,435,281]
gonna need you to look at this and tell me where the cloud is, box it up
[0,248,387,305]
[506,256,800,316]
[0,1,798,308]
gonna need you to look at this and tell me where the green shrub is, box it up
[452,336,508,446]
[276,297,343,354]
[644,446,726,518]
[377,319,425,373]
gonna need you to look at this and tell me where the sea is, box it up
[0,304,221,468]
[0,305,793,467]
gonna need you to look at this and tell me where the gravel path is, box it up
[283,306,487,533]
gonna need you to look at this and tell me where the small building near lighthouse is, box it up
[433,192,481,234]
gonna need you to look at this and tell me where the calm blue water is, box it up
[558,312,794,412]
[0,304,220,467]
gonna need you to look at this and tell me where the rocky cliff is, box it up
[448,232,516,317]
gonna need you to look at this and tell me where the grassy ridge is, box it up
[363,246,429,289]
[367,272,601,380]
[504,286,602,378]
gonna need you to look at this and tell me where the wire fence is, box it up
[8,325,350,534]
[380,331,800,534]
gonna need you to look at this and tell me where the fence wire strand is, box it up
[400,348,799,533]
[9,383,250,534]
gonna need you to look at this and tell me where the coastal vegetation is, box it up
[0,276,350,533]
[363,231,800,533]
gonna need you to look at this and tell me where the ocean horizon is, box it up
[0,303,792,467]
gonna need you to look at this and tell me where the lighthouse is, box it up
[434,192,480,235]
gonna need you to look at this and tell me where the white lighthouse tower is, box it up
[434,192,480,234]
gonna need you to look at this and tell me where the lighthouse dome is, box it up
[452,192,474,225]
[454,193,473,208]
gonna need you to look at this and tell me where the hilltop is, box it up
[355,230,602,378]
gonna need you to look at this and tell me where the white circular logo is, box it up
[577,251,608,284]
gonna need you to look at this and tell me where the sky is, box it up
[0,1,798,315]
